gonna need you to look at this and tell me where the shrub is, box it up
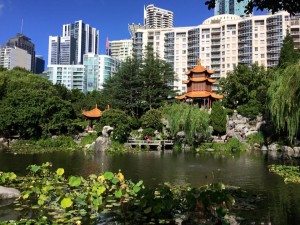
[246,132,265,146]
[210,101,227,135]
[225,138,246,152]
[140,109,163,131]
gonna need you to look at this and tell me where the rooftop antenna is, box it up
[20,18,23,34]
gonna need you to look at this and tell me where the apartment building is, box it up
[109,39,133,61]
[144,4,174,29]
[131,11,298,93]
[0,46,31,70]
[47,65,86,92]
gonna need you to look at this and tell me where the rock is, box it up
[245,130,257,137]
[282,146,294,156]
[0,186,20,199]
[256,115,263,122]
[293,147,300,155]
[255,121,265,131]
[94,136,111,152]
[176,131,185,137]
[268,143,279,151]
[102,126,114,138]
[261,145,268,151]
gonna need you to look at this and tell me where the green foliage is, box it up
[0,68,76,139]
[196,138,247,153]
[278,31,300,69]
[0,163,234,224]
[205,0,300,15]
[102,47,176,118]
[140,109,163,131]
[142,127,155,138]
[80,132,98,146]
[210,101,227,135]
[269,165,300,183]
[163,103,211,148]
[268,63,300,143]
[219,64,272,118]
[96,109,132,143]
[246,132,265,146]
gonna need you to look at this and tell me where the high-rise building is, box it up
[0,46,31,70]
[48,36,76,65]
[144,4,174,29]
[7,33,35,72]
[83,54,99,92]
[131,11,299,93]
[214,0,250,17]
[62,20,99,64]
[35,55,45,74]
[47,65,86,92]
[98,55,120,90]
[109,39,133,61]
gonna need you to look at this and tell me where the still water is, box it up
[0,150,300,225]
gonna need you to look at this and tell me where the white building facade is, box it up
[109,39,133,61]
[47,65,86,92]
[0,46,31,70]
[144,4,174,29]
[132,12,299,93]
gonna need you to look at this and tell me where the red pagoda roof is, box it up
[185,59,214,76]
[82,104,102,119]
[183,77,216,84]
[176,91,223,100]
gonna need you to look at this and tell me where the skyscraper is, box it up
[144,4,174,28]
[35,55,45,74]
[62,20,99,64]
[214,0,250,17]
[7,33,35,72]
[0,46,31,70]
[109,39,133,61]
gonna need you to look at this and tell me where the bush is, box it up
[140,109,163,131]
[210,101,227,135]
[237,99,261,120]
[225,138,246,152]
[246,132,265,146]
[95,109,132,143]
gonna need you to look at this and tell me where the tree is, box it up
[140,46,176,112]
[205,0,300,15]
[102,47,176,118]
[102,56,143,118]
[0,69,76,139]
[140,109,163,131]
[268,62,300,143]
[210,101,227,135]
[219,64,272,118]
[278,31,300,69]
[96,109,133,143]
[162,103,211,147]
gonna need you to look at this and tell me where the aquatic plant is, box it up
[269,165,300,183]
[1,163,235,224]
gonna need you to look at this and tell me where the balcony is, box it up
[211,54,220,59]
[211,41,220,46]
[211,61,220,65]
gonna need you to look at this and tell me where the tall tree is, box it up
[102,47,176,118]
[278,31,300,69]
[210,101,227,135]
[205,0,300,15]
[219,64,272,118]
[268,63,300,143]
[140,46,176,112]
[102,56,143,118]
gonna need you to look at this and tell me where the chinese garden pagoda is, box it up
[82,104,102,130]
[176,59,223,108]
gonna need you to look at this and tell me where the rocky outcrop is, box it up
[0,186,20,200]
[93,126,114,152]
[0,138,9,150]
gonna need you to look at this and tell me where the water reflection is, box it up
[0,150,300,224]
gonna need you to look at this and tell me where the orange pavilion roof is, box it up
[185,59,214,76]
[82,104,102,118]
[176,91,223,100]
[183,77,216,84]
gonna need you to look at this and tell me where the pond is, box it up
[0,149,300,224]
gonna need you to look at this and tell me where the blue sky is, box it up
[0,0,265,65]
